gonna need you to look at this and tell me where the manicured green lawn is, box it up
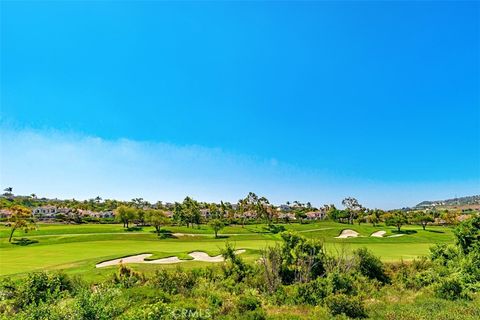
[0,221,455,279]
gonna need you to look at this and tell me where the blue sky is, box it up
[1,1,479,208]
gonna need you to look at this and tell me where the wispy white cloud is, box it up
[1,127,478,209]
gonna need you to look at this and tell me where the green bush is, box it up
[237,294,261,312]
[325,294,367,318]
[112,264,144,288]
[153,268,198,295]
[16,272,72,308]
[454,216,480,254]
[294,277,330,305]
[434,276,469,300]
[430,244,460,266]
[354,248,389,283]
[327,271,356,295]
[15,299,81,320]
[236,309,267,320]
[279,232,326,284]
[76,285,126,320]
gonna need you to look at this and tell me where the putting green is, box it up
[0,222,455,279]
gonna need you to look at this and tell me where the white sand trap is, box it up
[371,231,386,238]
[96,254,152,268]
[172,233,198,237]
[189,251,224,262]
[387,234,405,238]
[335,229,359,239]
[145,256,183,264]
[96,250,246,268]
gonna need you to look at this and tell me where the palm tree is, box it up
[3,187,13,196]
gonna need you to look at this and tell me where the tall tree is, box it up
[413,211,434,230]
[342,197,362,224]
[183,196,200,227]
[8,205,36,242]
[366,209,383,226]
[145,209,168,235]
[209,219,225,238]
[384,210,409,232]
[115,205,136,228]
[173,202,185,226]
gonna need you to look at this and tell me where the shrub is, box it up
[294,277,330,305]
[221,242,252,282]
[153,268,198,295]
[112,264,144,288]
[0,277,16,301]
[454,216,480,254]
[325,294,367,318]
[76,285,126,320]
[354,248,389,283]
[16,299,81,320]
[430,244,460,266]
[327,271,356,295]
[237,294,261,312]
[237,309,267,320]
[16,272,73,308]
[279,232,326,284]
[434,276,469,300]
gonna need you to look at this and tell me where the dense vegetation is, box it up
[1,217,479,319]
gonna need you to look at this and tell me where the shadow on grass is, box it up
[264,224,286,234]
[425,229,445,234]
[215,235,230,239]
[125,226,143,232]
[156,229,175,239]
[11,238,39,246]
[392,230,417,235]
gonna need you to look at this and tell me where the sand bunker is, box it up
[172,233,198,237]
[335,229,359,239]
[96,254,153,268]
[96,250,246,268]
[371,231,386,238]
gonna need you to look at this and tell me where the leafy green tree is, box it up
[136,209,146,226]
[342,197,362,224]
[413,211,434,230]
[145,209,168,235]
[8,205,36,242]
[366,209,382,226]
[209,219,225,238]
[183,196,201,227]
[115,205,136,228]
[208,203,221,220]
[454,215,480,254]
[384,210,409,232]
[172,202,185,225]
[355,208,368,225]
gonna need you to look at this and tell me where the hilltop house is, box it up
[305,211,327,220]
[278,212,296,220]
[32,205,58,219]
[0,209,12,218]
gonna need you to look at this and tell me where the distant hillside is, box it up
[415,195,480,209]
